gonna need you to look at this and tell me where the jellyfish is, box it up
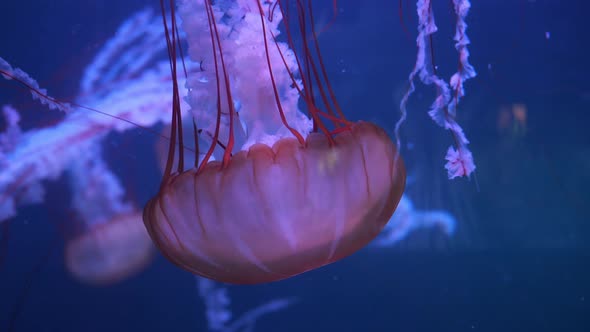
[65,212,154,286]
[0,9,185,224]
[63,143,155,286]
[142,0,406,285]
[0,9,179,284]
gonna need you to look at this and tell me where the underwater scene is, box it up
[0,0,588,331]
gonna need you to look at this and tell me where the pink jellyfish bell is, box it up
[64,144,155,286]
[143,0,406,284]
[65,212,154,286]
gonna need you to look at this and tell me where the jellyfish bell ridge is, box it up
[143,121,406,284]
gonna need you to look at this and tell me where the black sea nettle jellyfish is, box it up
[143,0,406,284]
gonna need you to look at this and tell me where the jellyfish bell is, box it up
[65,212,154,286]
[146,122,405,284]
[143,0,406,284]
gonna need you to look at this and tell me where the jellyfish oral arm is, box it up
[396,0,477,179]
[0,9,195,223]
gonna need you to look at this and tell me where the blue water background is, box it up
[0,0,588,331]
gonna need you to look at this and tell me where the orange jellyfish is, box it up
[143,0,406,284]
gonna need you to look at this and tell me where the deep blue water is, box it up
[0,1,588,331]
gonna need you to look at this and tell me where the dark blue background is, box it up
[0,1,588,331]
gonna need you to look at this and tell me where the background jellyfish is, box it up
[143,0,406,284]
[371,194,456,248]
[63,143,154,286]
[0,9,179,224]
[196,276,296,332]
[0,9,184,290]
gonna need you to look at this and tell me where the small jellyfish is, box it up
[65,212,154,286]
